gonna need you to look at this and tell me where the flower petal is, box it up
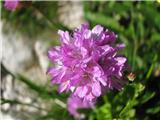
[92,82,101,97]
[92,25,103,35]
[75,86,88,98]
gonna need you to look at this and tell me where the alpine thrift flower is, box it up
[4,0,19,11]
[48,24,128,102]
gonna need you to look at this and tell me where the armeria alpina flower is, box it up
[67,94,94,119]
[4,0,19,11]
[48,24,128,102]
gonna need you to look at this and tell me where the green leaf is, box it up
[96,97,112,120]
[89,114,96,120]
[136,56,144,69]
[145,54,158,80]
[119,99,136,118]
[139,92,155,104]
[139,4,160,30]
[85,12,123,32]
[119,83,145,118]
[146,105,160,114]
[1,98,48,112]
[151,33,160,42]
[136,14,144,41]
[1,98,20,105]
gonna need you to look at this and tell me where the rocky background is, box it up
[1,1,84,120]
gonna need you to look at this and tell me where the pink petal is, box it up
[92,25,103,35]
[76,86,88,98]
[58,80,70,93]
[58,30,70,44]
[92,82,101,97]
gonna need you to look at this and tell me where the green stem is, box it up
[1,98,48,112]
[31,5,70,31]
[145,54,158,80]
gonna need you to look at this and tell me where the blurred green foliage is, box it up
[1,1,160,120]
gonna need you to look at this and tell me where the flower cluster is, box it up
[4,0,19,11]
[48,24,128,118]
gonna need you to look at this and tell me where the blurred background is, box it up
[1,1,160,120]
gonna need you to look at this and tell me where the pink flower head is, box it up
[4,0,19,11]
[48,24,128,102]
[67,94,94,119]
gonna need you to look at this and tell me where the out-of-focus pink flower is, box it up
[4,0,19,11]
[67,94,94,119]
[48,24,128,102]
